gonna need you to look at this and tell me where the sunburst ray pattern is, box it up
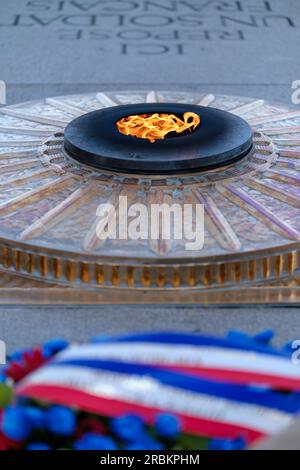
[0,91,300,289]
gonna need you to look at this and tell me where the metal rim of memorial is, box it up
[0,90,300,291]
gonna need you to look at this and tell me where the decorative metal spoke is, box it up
[0,139,42,147]
[0,175,73,216]
[146,91,159,103]
[0,158,39,172]
[263,126,300,136]
[279,150,300,159]
[230,99,265,116]
[21,183,95,240]
[96,93,118,107]
[245,178,300,208]
[0,108,68,128]
[148,190,172,255]
[0,168,53,189]
[84,189,119,251]
[194,190,241,250]
[197,94,215,106]
[249,110,300,126]
[0,149,38,160]
[46,98,87,117]
[265,169,300,185]
[0,126,56,136]
[216,183,300,240]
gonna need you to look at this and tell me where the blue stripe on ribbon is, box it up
[53,358,300,414]
[100,332,289,358]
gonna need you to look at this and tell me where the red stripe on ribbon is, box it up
[153,364,300,391]
[17,383,265,443]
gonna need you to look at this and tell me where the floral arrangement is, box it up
[0,330,299,450]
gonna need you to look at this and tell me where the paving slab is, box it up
[0,0,298,104]
[1,305,299,353]
[0,0,298,86]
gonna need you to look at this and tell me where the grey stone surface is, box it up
[0,0,300,348]
[1,305,299,353]
[0,0,299,105]
[254,417,300,449]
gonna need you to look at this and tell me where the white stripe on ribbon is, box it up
[56,343,300,381]
[20,365,292,436]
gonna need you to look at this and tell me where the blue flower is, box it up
[227,330,274,347]
[253,330,274,345]
[111,414,145,442]
[0,371,7,383]
[45,406,76,436]
[125,438,165,451]
[155,413,181,440]
[1,406,32,441]
[227,330,251,343]
[43,338,69,358]
[27,443,51,450]
[124,442,146,450]
[74,433,118,450]
[25,406,46,429]
[9,349,28,362]
[284,340,294,353]
[208,436,246,450]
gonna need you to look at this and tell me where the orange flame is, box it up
[117,112,200,143]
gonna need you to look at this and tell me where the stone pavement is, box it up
[0,0,299,104]
[2,305,300,353]
[0,0,300,351]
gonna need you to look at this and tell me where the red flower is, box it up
[6,348,47,383]
[0,433,21,451]
[0,411,21,450]
[75,417,106,440]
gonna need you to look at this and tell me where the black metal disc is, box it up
[64,103,253,174]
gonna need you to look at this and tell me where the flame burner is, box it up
[64,103,253,174]
[116,111,200,143]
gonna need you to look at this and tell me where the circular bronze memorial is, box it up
[0,91,299,294]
